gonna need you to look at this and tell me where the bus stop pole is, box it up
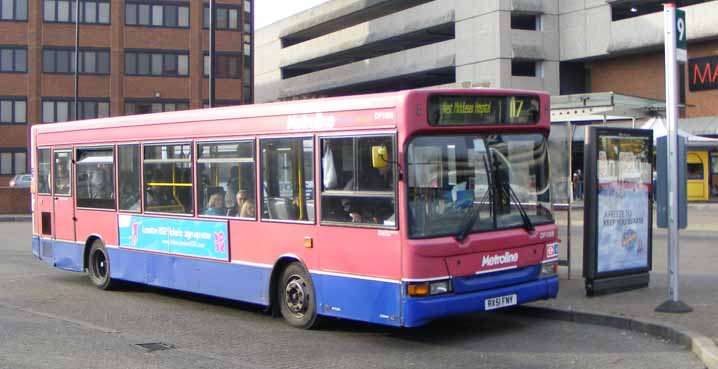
[567,121,573,280]
[656,3,691,313]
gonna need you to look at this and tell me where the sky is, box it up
[255,0,332,29]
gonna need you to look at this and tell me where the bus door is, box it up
[35,149,54,240]
[52,149,76,242]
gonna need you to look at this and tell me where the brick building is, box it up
[0,0,254,213]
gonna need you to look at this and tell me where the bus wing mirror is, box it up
[372,145,389,169]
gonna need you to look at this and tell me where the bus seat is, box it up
[267,197,291,220]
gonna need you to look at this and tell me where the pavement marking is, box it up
[0,302,120,334]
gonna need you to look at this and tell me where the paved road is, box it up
[0,223,703,369]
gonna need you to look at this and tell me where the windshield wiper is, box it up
[501,182,535,233]
[455,189,491,242]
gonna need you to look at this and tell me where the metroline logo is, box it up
[481,252,519,268]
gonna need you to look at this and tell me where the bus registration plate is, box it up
[484,294,517,310]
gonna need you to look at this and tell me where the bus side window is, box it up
[260,137,314,222]
[37,149,51,194]
[320,136,396,227]
[118,145,141,212]
[197,140,256,219]
[143,143,193,215]
[76,147,115,209]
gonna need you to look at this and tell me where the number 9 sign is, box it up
[675,9,687,50]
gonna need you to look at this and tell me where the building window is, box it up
[512,60,539,77]
[203,4,241,30]
[0,47,26,73]
[243,58,252,104]
[203,53,241,78]
[687,162,704,180]
[0,0,27,21]
[43,0,110,24]
[43,48,110,74]
[125,2,189,28]
[202,100,242,108]
[42,98,109,123]
[125,50,188,77]
[0,98,26,123]
[0,149,26,175]
[125,100,189,115]
[76,147,115,209]
[511,13,540,31]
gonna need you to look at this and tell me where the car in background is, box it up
[9,174,31,188]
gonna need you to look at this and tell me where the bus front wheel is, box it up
[88,240,117,290]
[278,263,318,329]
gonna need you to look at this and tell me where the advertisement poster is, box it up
[595,135,651,273]
[118,215,229,261]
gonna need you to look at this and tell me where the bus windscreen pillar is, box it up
[656,135,687,229]
[583,127,654,296]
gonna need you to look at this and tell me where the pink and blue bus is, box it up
[31,89,559,328]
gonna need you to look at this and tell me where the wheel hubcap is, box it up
[284,275,308,317]
[93,250,107,279]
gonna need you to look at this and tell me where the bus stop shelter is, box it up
[549,92,667,279]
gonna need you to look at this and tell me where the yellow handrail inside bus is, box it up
[147,182,192,187]
[296,142,305,220]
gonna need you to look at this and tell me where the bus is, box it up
[31,89,559,328]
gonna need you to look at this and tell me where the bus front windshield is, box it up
[407,133,553,239]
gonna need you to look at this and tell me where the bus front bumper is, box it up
[402,276,559,327]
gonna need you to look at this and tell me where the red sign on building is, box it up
[689,56,718,91]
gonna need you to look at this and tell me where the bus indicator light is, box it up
[304,237,313,248]
[407,283,430,297]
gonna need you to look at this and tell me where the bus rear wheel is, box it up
[278,263,318,329]
[88,240,117,290]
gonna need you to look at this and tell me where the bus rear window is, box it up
[428,95,540,126]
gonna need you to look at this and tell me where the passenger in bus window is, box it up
[205,192,226,216]
[341,167,393,224]
[227,189,255,218]
[339,197,394,224]
[119,174,140,211]
[90,164,114,199]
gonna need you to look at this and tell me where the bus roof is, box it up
[33,88,549,146]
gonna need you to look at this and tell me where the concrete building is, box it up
[0,0,254,213]
[256,0,718,200]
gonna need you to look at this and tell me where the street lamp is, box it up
[74,0,80,119]
[208,0,216,108]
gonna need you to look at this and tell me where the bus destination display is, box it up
[428,95,540,126]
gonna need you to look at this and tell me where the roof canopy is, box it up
[641,117,718,149]
[551,92,665,123]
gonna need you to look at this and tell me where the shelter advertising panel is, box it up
[583,127,653,295]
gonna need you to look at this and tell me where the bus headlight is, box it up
[430,280,451,295]
[540,261,558,277]
[408,280,452,297]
